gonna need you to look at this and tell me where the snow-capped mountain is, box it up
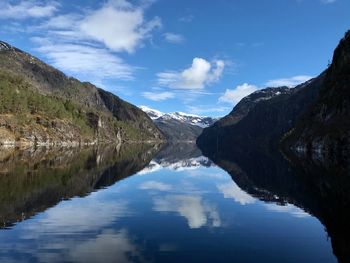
[139,106,163,120]
[139,106,217,128]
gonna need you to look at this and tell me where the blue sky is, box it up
[0,0,349,117]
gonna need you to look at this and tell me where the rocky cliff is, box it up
[197,81,322,153]
[283,31,350,160]
[0,41,164,146]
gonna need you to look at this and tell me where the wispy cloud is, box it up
[179,15,194,23]
[321,0,336,4]
[34,40,134,81]
[142,91,175,101]
[139,181,172,191]
[164,32,185,44]
[0,0,59,20]
[219,83,258,105]
[157,58,225,90]
[186,105,230,116]
[23,0,162,85]
[266,75,313,87]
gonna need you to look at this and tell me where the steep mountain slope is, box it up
[211,87,293,128]
[197,82,322,152]
[0,41,163,146]
[198,31,350,159]
[154,118,203,141]
[283,31,350,159]
[140,106,217,141]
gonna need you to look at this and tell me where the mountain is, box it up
[0,41,163,146]
[140,106,217,141]
[283,31,350,160]
[210,86,293,129]
[197,81,321,152]
[198,31,350,162]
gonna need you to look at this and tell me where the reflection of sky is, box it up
[0,158,336,263]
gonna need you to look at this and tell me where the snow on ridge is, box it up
[139,105,216,128]
[139,105,164,120]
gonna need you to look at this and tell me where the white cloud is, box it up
[217,182,256,205]
[35,41,134,81]
[79,0,162,53]
[26,0,161,83]
[153,195,221,228]
[139,181,172,191]
[0,0,59,20]
[157,58,225,90]
[164,32,184,44]
[219,83,258,105]
[142,91,175,101]
[266,75,313,87]
[321,0,336,3]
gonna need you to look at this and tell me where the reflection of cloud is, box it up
[217,182,256,205]
[2,228,145,263]
[264,203,310,218]
[0,194,142,263]
[24,196,130,235]
[70,229,145,263]
[153,195,221,228]
[187,169,227,180]
[139,181,172,191]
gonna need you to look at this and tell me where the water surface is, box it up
[0,143,340,262]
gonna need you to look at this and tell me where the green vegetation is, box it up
[0,70,95,136]
[0,69,160,143]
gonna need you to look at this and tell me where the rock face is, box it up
[140,106,217,141]
[0,41,163,146]
[283,31,350,160]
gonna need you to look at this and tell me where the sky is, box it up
[0,0,349,117]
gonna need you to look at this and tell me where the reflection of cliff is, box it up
[205,148,350,263]
[0,143,161,228]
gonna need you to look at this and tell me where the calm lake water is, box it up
[0,143,340,263]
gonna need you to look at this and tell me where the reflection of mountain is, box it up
[139,143,213,173]
[0,144,161,227]
[205,148,350,263]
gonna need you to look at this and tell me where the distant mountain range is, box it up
[140,106,217,128]
[198,30,350,162]
[140,106,217,141]
[0,41,163,146]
